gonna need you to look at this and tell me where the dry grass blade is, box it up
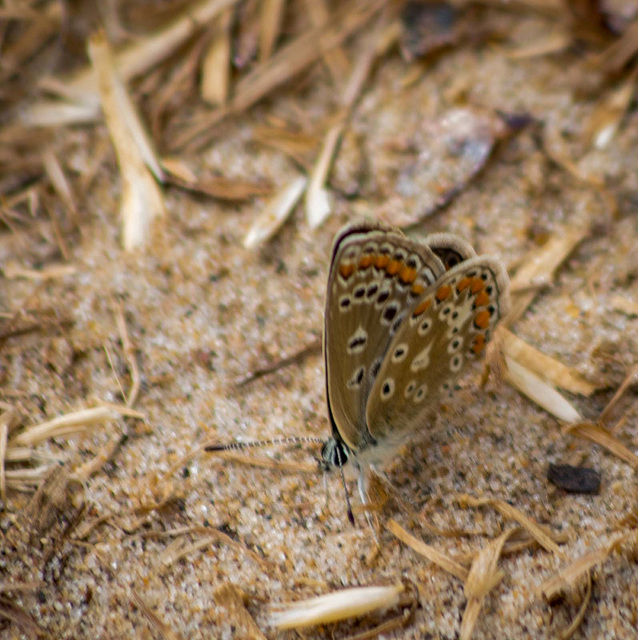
[0,418,8,502]
[306,11,396,228]
[270,583,406,630]
[23,0,241,126]
[506,29,571,59]
[504,355,583,423]
[89,31,165,250]
[0,596,46,638]
[594,20,638,74]
[11,405,141,447]
[235,337,321,386]
[259,0,285,61]
[563,422,638,470]
[506,226,588,325]
[244,174,307,248]
[462,497,564,557]
[176,0,388,150]
[215,450,317,473]
[386,519,468,581]
[500,328,597,396]
[201,8,232,106]
[610,294,638,317]
[2,263,77,281]
[599,364,638,427]
[215,583,268,640]
[460,528,516,640]
[131,589,183,640]
[584,70,638,149]
[43,150,78,223]
[559,574,592,640]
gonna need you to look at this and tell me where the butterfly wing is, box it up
[324,222,447,452]
[365,254,510,447]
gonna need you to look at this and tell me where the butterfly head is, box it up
[319,437,351,472]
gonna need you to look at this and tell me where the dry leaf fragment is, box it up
[376,108,523,227]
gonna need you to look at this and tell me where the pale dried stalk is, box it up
[244,175,307,248]
[271,584,405,629]
[12,406,135,447]
[177,0,387,150]
[259,0,285,61]
[2,264,77,281]
[460,528,516,640]
[599,364,638,427]
[43,150,78,221]
[23,0,241,125]
[563,422,638,470]
[88,31,166,250]
[463,497,564,557]
[504,356,583,423]
[506,227,588,325]
[386,519,468,581]
[500,329,597,396]
[201,8,232,106]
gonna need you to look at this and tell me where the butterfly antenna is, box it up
[205,436,325,452]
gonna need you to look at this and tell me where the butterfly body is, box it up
[321,221,510,487]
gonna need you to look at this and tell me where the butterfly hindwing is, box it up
[365,254,510,446]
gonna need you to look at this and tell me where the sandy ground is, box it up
[1,3,637,639]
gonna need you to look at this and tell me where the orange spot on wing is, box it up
[436,285,452,302]
[471,334,486,354]
[474,309,490,329]
[375,254,390,269]
[475,291,490,307]
[386,259,401,276]
[457,277,472,292]
[358,255,374,269]
[339,263,355,279]
[399,264,417,284]
[411,283,425,296]
[470,278,485,293]
[412,298,431,317]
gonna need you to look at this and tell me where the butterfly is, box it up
[319,220,510,509]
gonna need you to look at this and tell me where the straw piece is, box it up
[463,496,564,557]
[176,0,387,150]
[563,422,638,470]
[386,519,468,581]
[271,583,405,629]
[504,355,583,423]
[500,328,597,396]
[2,263,77,281]
[23,0,241,125]
[259,0,285,62]
[506,226,588,325]
[88,31,166,250]
[460,528,516,640]
[12,405,132,447]
[201,8,232,106]
[215,583,268,640]
[244,175,307,248]
[609,294,638,317]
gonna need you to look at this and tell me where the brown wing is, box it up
[324,221,446,451]
[365,254,510,447]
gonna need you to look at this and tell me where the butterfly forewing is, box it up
[365,255,510,446]
[324,223,447,451]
